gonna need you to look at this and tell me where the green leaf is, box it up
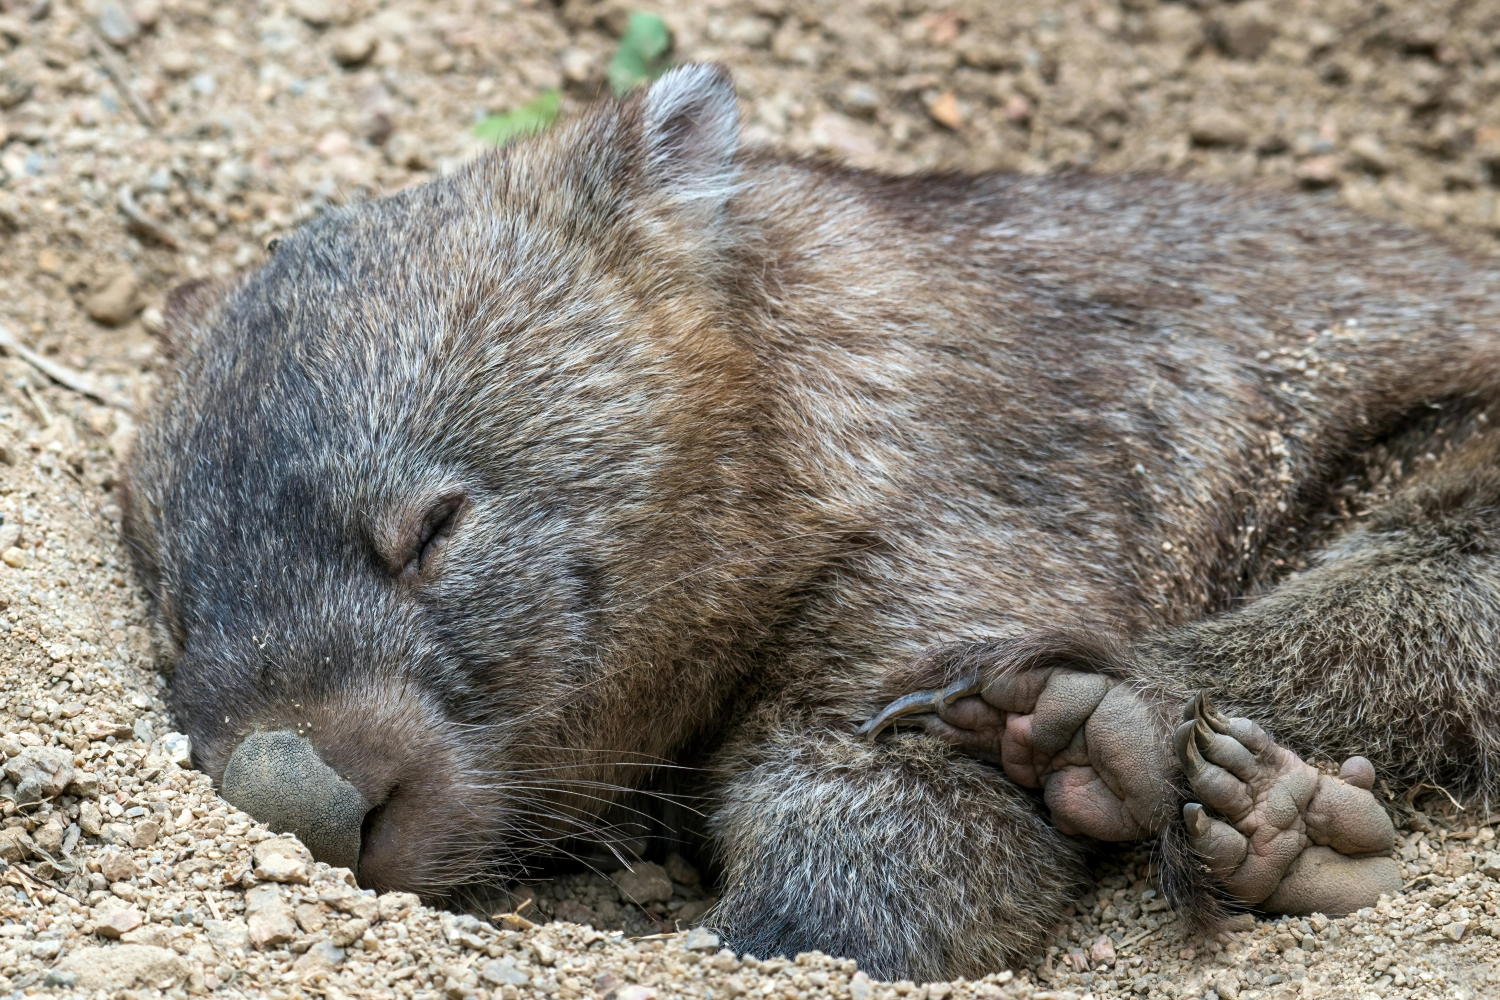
[608,12,673,95]
[472,88,562,145]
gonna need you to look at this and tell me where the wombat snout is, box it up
[220,730,372,875]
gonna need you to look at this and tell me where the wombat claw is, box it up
[858,674,981,739]
[1174,691,1401,916]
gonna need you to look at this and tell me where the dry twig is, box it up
[0,322,136,413]
[87,30,158,128]
[117,184,185,250]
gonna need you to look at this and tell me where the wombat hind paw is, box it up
[1176,693,1400,916]
[862,664,1173,843]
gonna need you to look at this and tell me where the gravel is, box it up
[3,0,1500,997]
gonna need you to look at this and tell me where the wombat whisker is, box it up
[494,762,694,776]
[475,740,687,769]
[501,786,675,828]
[498,778,706,817]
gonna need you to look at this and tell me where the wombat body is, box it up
[123,66,1500,979]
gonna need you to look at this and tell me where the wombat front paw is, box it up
[860,665,1173,842]
[1176,694,1401,916]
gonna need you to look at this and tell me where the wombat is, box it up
[122,64,1500,980]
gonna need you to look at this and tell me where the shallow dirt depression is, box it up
[2,0,1500,997]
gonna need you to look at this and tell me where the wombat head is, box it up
[121,65,791,895]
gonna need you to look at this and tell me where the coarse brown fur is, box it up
[121,66,1500,979]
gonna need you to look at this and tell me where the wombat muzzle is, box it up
[220,730,369,875]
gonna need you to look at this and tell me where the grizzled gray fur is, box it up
[122,65,1500,979]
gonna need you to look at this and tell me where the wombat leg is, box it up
[864,662,1174,842]
[708,725,1088,981]
[1175,693,1400,916]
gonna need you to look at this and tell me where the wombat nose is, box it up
[220,730,368,874]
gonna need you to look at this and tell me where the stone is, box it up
[67,769,100,797]
[1190,109,1251,148]
[253,836,311,883]
[1214,2,1277,60]
[131,818,161,849]
[161,731,192,764]
[849,971,874,1000]
[204,918,250,958]
[95,907,145,938]
[1224,912,1257,931]
[293,939,345,974]
[1345,135,1393,174]
[612,987,657,1000]
[158,50,196,77]
[378,891,421,921]
[99,848,138,883]
[289,0,349,27]
[245,885,298,949]
[330,916,371,947]
[78,800,103,836]
[83,271,141,326]
[331,26,375,66]
[664,853,700,887]
[1295,156,1340,188]
[3,744,75,803]
[320,882,379,919]
[131,0,161,29]
[32,812,65,855]
[97,1,138,47]
[561,48,594,83]
[120,924,168,947]
[726,16,775,48]
[479,957,530,987]
[101,821,137,847]
[611,861,673,905]
[0,826,34,863]
[683,926,720,951]
[85,719,135,741]
[840,82,881,118]
[1090,934,1117,966]
[0,190,20,231]
[926,90,963,130]
[295,902,327,933]
[384,132,433,171]
[53,944,188,991]
[1444,921,1466,941]
[0,546,25,568]
[1214,971,1242,999]
[676,898,715,924]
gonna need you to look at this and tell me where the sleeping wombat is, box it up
[122,64,1500,979]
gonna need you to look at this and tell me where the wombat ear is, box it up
[158,276,232,360]
[638,63,740,213]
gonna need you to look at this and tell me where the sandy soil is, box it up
[3,0,1500,998]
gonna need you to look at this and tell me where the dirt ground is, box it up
[4,0,1500,998]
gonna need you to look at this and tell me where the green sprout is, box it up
[472,88,562,145]
[472,11,673,145]
[607,12,673,95]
